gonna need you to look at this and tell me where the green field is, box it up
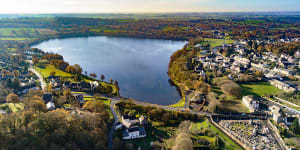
[0,38,35,41]
[191,119,243,150]
[35,64,73,78]
[83,96,111,106]
[0,103,24,113]
[204,38,234,48]
[241,82,282,97]
[0,28,38,36]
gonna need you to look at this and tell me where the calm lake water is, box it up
[32,36,186,105]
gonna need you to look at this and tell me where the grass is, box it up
[35,64,73,78]
[212,86,249,113]
[83,96,111,106]
[0,28,38,36]
[122,125,176,150]
[89,28,102,32]
[207,120,243,150]
[169,98,185,108]
[0,38,35,41]
[191,119,243,150]
[0,103,24,113]
[240,81,282,97]
[219,100,249,113]
[204,38,234,48]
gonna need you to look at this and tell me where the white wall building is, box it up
[242,96,260,112]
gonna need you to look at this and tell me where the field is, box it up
[0,38,35,41]
[0,103,24,113]
[240,81,282,97]
[204,38,234,48]
[0,28,38,36]
[190,119,243,150]
[35,64,73,78]
[212,87,249,113]
[83,96,111,106]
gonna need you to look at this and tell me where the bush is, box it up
[221,81,242,98]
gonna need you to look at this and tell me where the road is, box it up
[263,97,300,115]
[108,100,119,150]
[28,62,46,90]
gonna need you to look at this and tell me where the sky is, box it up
[0,0,299,14]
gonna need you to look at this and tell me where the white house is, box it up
[123,126,146,140]
[269,79,297,93]
[242,96,260,112]
[122,115,138,128]
[269,105,283,123]
[46,102,55,110]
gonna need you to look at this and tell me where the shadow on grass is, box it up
[240,85,260,97]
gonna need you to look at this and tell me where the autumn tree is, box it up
[100,74,105,81]
[6,93,19,105]
[90,73,97,78]
[32,56,39,65]
[50,71,56,76]
[83,100,106,113]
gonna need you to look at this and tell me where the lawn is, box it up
[35,64,73,78]
[212,86,249,113]
[207,120,243,150]
[169,97,185,108]
[0,103,24,113]
[0,38,35,41]
[204,38,234,48]
[240,81,282,97]
[191,119,243,150]
[83,96,111,106]
[0,28,39,36]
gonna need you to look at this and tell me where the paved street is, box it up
[28,62,46,90]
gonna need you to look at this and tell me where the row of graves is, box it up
[218,120,282,150]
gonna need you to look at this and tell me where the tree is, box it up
[110,78,113,84]
[27,100,47,112]
[1,69,8,78]
[254,70,264,78]
[6,93,19,105]
[63,89,73,102]
[32,56,39,65]
[50,71,56,76]
[12,70,19,78]
[221,81,242,98]
[100,74,105,81]
[90,73,97,78]
[83,101,105,113]
[193,81,203,90]
[66,65,76,74]
[291,118,300,134]
[114,81,119,91]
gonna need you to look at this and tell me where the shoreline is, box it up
[30,35,186,106]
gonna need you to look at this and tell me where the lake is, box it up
[32,36,186,105]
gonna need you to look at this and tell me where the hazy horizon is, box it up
[0,0,299,14]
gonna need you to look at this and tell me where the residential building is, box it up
[122,115,138,128]
[242,96,260,112]
[123,126,146,140]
